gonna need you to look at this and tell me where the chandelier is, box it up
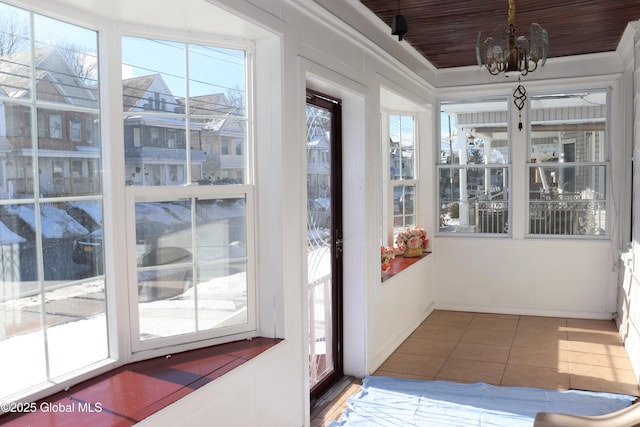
[476,0,548,76]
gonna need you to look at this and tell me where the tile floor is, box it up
[311,310,640,426]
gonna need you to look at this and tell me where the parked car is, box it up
[71,227,103,271]
[137,246,196,302]
[72,222,197,302]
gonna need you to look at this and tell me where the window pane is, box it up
[2,106,34,199]
[439,99,509,234]
[393,184,415,234]
[528,91,608,236]
[439,166,509,234]
[137,197,248,341]
[530,92,607,163]
[37,109,101,197]
[440,100,509,165]
[0,6,106,401]
[389,115,415,180]
[529,165,606,236]
[123,38,248,186]
[34,14,98,108]
[0,3,31,99]
[188,44,246,116]
[195,197,247,330]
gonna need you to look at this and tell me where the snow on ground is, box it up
[0,270,249,400]
[139,271,248,339]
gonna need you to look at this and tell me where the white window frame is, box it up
[382,111,419,246]
[525,89,610,238]
[0,0,272,406]
[125,185,257,354]
[119,33,257,357]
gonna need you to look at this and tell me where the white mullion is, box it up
[27,10,52,382]
[184,42,192,184]
[191,196,199,332]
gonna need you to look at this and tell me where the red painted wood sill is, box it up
[0,337,281,427]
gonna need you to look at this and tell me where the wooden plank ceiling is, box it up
[359,0,640,69]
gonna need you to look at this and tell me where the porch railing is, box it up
[529,198,606,235]
[473,197,606,235]
[308,271,332,387]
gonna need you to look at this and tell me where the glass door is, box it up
[306,89,343,401]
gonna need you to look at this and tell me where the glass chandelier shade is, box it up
[476,0,548,76]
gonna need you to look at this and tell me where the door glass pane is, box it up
[306,102,333,389]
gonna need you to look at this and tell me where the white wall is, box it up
[617,21,640,383]
[432,61,630,320]
[435,238,618,319]
[369,258,435,371]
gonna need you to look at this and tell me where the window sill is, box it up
[381,251,431,282]
[0,337,282,427]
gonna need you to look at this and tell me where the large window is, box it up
[528,91,608,236]
[439,100,510,234]
[382,113,418,244]
[122,37,254,351]
[438,91,610,238]
[0,3,106,401]
[0,3,256,403]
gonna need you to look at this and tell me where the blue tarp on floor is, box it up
[329,376,636,426]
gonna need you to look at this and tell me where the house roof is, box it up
[0,47,96,107]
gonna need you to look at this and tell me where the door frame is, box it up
[306,88,344,402]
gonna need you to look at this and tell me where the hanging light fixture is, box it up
[476,0,548,76]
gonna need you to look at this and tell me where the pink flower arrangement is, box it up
[381,246,395,273]
[395,227,427,256]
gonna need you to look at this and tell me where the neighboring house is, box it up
[0,47,99,198]
[122,73,206,185]
[193,93,246,184]
[307,131,329,200]
[121,75,245,186]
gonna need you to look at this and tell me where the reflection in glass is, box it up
[37,108,101,197]
[306,99,336,389]
[0,4,106,401]
[529,165,607,236]
[188,44,246,116]
[34,14,98,108]
[122,37,248,187]
[389,115,415,180]
[0,3,31,99]
[1,106,34,199]
[439,167,509,234]
[438,99,509,234]
[440,100,509,166]
[528,91,608,236]
[137,198,248,341]
[393,184,415,232]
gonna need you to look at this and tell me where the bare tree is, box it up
[0,9,28,56]
[225,84,245,115]
[59,43,98,87]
